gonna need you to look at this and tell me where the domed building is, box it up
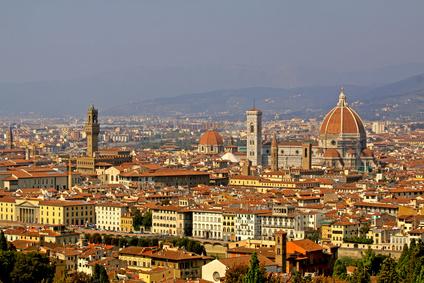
[318,89,374,170]
[198,130,224,154]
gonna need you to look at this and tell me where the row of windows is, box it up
[41,211,92,217]
[193,230,221,238]
[193,223,221,230]
[153,223,176,228]
[153,216,176,221]
[193,215,222,222]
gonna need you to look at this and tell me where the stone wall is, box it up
[338,247,403,259]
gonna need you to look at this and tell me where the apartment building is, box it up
[222,211,236,242]
[119,245,212,279]
[39,200,95,226]
[151,205,192,236]
[235,210,262,241]
[95,202,129,231]
[330,221,360,246]
[192,209,223,240]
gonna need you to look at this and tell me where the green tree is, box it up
[223,264,248,283]
[10,252,55,283]
[91,233,102,244]
[128,237,138,246]
[243,252,266,283]
[414,265,424,283]
[64,272,91,283]
[0,250,16,283]
[333,259,347,279]
[378,256,399,283]
[349,261,370,283]
[361,248,386,276]
[170,237,205,255]
[103,235,112,245]
[291,270,312,283]
[0,230,8,251]
[142,210,153,229]
[111,237,120,246]
[396,243,410,280]
[92,264,110,283]
[306,230,320,243]
[132,208,143,231]
[118,237,128,248]
[359,223,370,236]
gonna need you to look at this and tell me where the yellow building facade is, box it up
[0,197,95,226]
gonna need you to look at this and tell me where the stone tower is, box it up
[246,108,262,166]
[7,126,13,149]
[271,133,278,171]
[68,158,73,190]
[302,143,312,170]
[84,105,100,157]
[275,230,287,273]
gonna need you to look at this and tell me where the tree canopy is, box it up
[92,264,110,283]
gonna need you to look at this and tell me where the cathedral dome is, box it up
[319,89,366,136]
[199,130,224,146]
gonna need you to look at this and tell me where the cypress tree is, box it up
[92,264,110,283]
[243,252,266,283]
[0,231,8,251]
[378,257,399,283]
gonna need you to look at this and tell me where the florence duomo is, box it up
[252,88,376,173]
[0,2,423,283]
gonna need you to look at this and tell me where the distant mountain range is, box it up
[0,63,423,120]
[107,74,424,121]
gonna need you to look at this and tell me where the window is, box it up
[250,123,254,133]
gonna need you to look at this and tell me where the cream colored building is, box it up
[193,209,223,240]
[95,202,128,231]
[202,259,227,282]
[151,205,192,236]
[2,168,81,191]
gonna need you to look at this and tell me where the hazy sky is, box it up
[1,1,423,82]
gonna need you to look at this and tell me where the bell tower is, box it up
[271,133,278,171]
[84,105,100,157]
[275,230,287,273]
[7,125,13,149]
[246,107,262,166]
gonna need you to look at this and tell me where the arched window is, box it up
[250,123,254,133]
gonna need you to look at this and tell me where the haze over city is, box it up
[1,1,424,115]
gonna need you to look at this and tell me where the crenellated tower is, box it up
[84,105,100,157]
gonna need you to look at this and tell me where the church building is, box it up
[247,89,375,171]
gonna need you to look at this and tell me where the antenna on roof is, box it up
[253,98,256,109]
